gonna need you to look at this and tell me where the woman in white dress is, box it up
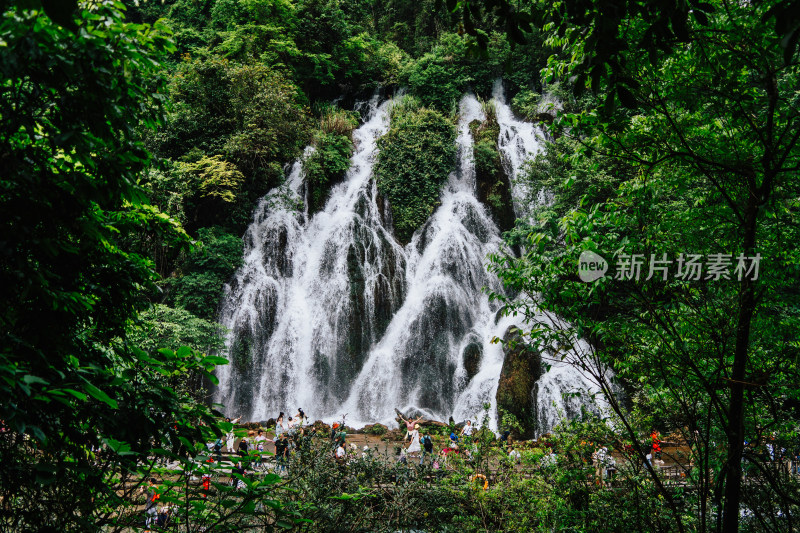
[407,423,421,456]
[226,416,242,453]
[275,412,285,437]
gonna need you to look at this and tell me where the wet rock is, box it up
[462,342,483,381]
[460,202,491,244]
[495,326,542,439]
[475,148,515,233]
[311,420,331,433]
[262,224,293,277]
[397,293,468,413]
[394,409,447,432]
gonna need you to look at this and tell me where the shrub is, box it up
[374,99,457,243]
[303,107,358,212]
[363,423,388,436]
[402,33,472,111]
[303,132,354,212]
[169,226,244,320]
[155,58,312,228]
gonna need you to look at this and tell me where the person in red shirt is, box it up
[651,430,662,459]
[142,478,159,532]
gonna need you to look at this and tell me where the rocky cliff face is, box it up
[495,326,542,439]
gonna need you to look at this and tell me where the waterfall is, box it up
[215,86,610,435]
[216,94,406,420]
[340,94,509,426]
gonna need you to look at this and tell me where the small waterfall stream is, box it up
[215,86,608,433]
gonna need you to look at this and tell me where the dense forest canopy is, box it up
[1,0,798,531]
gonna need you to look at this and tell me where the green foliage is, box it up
[154,57,312,230]
[510,89,541,119]
[130,304,225,356]
[473,141,501,191]
[491,2,800,529]
[128,303,228,404]
[174,155,247,230]
[301,105,359,213]
[0,0,174,429]
[469,102,514,231]
[169,226,244,320]
[364,423,388,435]
[510,136,625,242]
[0,3,241,530]
[304,132,355,213]
[317,105,361,137]
[187,155,246,205]
[365,39,412,87]
[375,98,457,243]
[402,32,472,111]
[289,0,386,96]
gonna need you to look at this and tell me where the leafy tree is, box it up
[181,155,247,229]
[169,226,244,321]
[302,106,359,213]
[400,32,475,111]
[154,57,312,231]
[490,2,800,531]
[130,304,225,358]
[0,2,234,530]
[304,133,355,213]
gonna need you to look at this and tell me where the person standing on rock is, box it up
[254,429,271,471]
[275,412,286,437]
[274,434,289,475]
[225,416,242,453]
[407,424,421,458]
[460,420,474,442]
[400,413,423,440]
[294,408,307,427]
[330,423,340,448]
[238,436,249,460]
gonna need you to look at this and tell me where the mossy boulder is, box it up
[469,118,515,233]
[363,423,389,435]
[375,98,456,244]
[495,326,542,439]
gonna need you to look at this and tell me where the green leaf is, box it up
[103,438,134,455]
[84,383,118,408]
[22,375,49,386]
[202,356,229,366]
[61,388,87,401]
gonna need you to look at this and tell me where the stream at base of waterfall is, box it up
[214,81,610,434]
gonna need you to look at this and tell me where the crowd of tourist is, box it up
[140,413,800,531]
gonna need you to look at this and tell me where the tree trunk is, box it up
[721,199,759,532]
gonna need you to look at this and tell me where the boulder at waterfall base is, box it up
[495,326,542,439]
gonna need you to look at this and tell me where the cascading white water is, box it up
[492,79,547,217]
[215,86,610,435]
[216,94,406,420]
[340,94,511,426]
